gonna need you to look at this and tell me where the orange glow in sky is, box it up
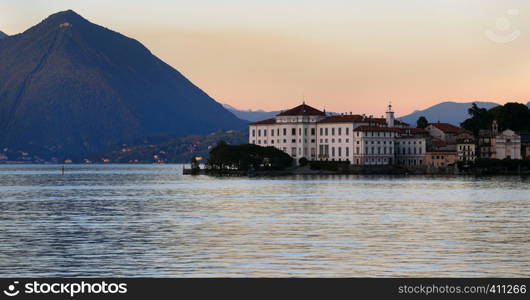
[1,0,529,116]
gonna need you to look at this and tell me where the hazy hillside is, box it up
[398,101,501,125]
[223,104,280,122]
[88,130,248,164]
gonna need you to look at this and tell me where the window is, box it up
[325,128,329,136]
[292,128,296,135]
[346,128,350,135]
[332,128,335,136]
[320,128,323,135]
[311,128,316,135]
[271,129,274,137]
[338,128,342,135]
[291,147,297,157]
[264,130,267,136]
[258,130,261,137]
[338,147,342,156]
[332,147,335,156]
[346,147,349,156]
[252,129,256,137]
[283,128,287,136]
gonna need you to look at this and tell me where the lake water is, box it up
[0,164,529,277]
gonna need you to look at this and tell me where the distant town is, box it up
[248,102,530,173]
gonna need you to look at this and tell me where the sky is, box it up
[1,0,529,116]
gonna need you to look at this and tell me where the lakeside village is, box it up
[196,102,530,175]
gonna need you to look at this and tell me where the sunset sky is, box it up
[1,0,529,116]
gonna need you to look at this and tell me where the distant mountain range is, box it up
[226,101,530,126]
[222,104,281,122]
[223,103,339,121]
[398,101,502,125]
[0,31,8,39]
[0,10,246,158]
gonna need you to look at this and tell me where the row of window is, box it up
[252,139,317,145]
[318,145,350,157]
[252,128,316,137]
[319,127,350,136]
[396,147,423,155]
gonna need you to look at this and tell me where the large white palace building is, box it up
[249,103,428,165]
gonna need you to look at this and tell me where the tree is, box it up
[206,142,293,171]
[416,116,428,128]
[461,102,530,134]
[299,157,309,167]
[461,103,494,135]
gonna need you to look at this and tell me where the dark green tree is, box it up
[461,102,530,134]
[461,103,495,135]
[416,116,429,128]
[207,142,293,171]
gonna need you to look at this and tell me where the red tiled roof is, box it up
[399,128,428,134]
[425,150,457,154]
[249,118,276,125]
[353,126,401,132]
[318,115,408,126]
[276,103,326,116]
[432,140,457,147]
[429,123,470,134]
[318,115,364,123]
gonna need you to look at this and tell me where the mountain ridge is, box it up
[398,101,504,125]
[0,10,246,158]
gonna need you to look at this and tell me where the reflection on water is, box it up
[0,164,529,277]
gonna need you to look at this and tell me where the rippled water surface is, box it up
[0,164,529,277]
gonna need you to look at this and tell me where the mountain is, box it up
[223,104,280,122]
[223,103,339,122]
[0,10,246,158]
[398,101,500,126]
[0,31,7,39]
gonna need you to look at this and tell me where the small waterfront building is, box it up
[394,128,428,166]
[495,129,522,159]
[478,120,499,159]
[425,123,471,143]
[457,136,476,162]
[425,151,458,168]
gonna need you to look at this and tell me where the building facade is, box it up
[249,103,426,166]
[495,129,521,159]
